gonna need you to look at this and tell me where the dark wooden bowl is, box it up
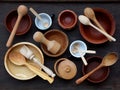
[5,10,32,35]
[80,8,115,44]
[82,56,110,83]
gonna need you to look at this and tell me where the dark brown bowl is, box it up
[80,8,115,44]
[5,10,32,35]
[58,10,77,30]
[41,29,69,57]
[82,56,110,83]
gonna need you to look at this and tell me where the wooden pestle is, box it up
[33,31,61,54]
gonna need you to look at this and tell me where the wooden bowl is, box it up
[4,42,44,80]
[80,8,115,44]
[58,10,77,30]
[5,10,32,35]
[82,56,110,83]
[41,29,69,57]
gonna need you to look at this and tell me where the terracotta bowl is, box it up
[41,29,69,57]
[54,58,77,80]
[5,10,32,35]
[58,10,77,30]
[82,56,110,83]
[4,42,44,80]
[80,8,115,44]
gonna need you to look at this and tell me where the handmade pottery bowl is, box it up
[5,10,32,35]
[35,13,52,30]
[80,8,115,44]
[4,42,44,80]
[54,58,77,80]
[82,56,110,83]
[58,9,77,30]
[41,29,69,57]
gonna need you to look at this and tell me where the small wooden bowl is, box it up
[41,29,69,57]
[82,56,110,83]
[58,10,77,30]
[5,10,32,35]
[54,58,77,80]
[4,42,44,80]
[80,8,115,44]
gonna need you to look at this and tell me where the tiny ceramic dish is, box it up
[82,56,110,83]
[5,10,32,35]
[35,13,52,30]
[58,9,77,30]
[54,58,77,80]
[41,29,69,57]
[4,42,44,80]
[80,8,115,44]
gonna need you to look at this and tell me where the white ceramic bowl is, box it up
[35,13,52,30]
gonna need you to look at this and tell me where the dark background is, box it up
[0,1,120,90]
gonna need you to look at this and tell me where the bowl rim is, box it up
[5,10,32,35]
[79,7,116,44]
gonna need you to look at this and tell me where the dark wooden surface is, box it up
[0,1,120,90]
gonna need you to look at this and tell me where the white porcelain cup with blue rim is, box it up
[35,13,52,30]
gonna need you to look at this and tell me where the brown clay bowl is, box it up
[82,56,110,83]
[80,8,115,44]
[4,42,44,80]
[5,10,32,35]
[58,9,77,30]
[41,29,69,57]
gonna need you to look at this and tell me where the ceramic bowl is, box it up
[41,29,69,57]
[5,10,32,35]
[80,8,115,44]
[4,42,44,80]
[82,56,110,83]
[58,9,77,30]
[35,13,52,30]
[54,58,77,80]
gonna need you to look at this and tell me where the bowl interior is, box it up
[4,42,44,80]
[82,56,110,83]
[5,10,32,35]
[80,8,115,44]
[41,29,69,57]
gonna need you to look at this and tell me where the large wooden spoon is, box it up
[84,7,111,41]
[6,5,28,47]
[76,52,118,85]
[9,51,54,84]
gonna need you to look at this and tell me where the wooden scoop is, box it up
[33,31,61,54]
[76,52,118,85]
[9,51,54,84]
[6,5,28,47]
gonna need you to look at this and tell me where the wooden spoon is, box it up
[9,51,54,84]
[78,15,116,42]
[75,52,118,85]
[84,7,111,41]
[6,5,28,47]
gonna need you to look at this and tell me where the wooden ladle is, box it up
[9,51,54,84]
[84,7,111,41]
[76,52,118,85]
[6,5,28,47]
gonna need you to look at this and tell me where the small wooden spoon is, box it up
[75,52,118,85]
[9,51,54,84]
[6,5,28,47]
[84,7,111,41]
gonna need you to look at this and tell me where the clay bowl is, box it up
[41,29,69,57]
[80,8,115,44]
[5,10,32,35]
[82,56,110,83]
[4,42,44,80]
[54,58,77,80]
[58,9,77,30]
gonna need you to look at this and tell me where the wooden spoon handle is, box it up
[25,62,54,84]
[81,56,88,66]
[86,50,96,54]
[6,16,22,47]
